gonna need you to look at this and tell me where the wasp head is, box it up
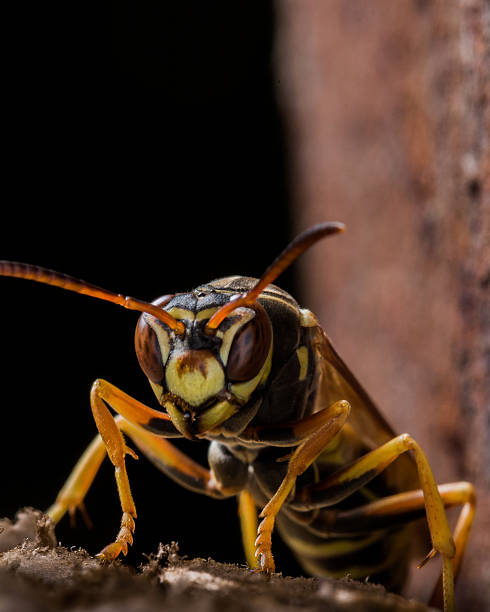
[133,222,345,439]
[134,288,273,439]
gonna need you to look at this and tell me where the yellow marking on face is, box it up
[165,350,225,407]
[167,307,195,321]
[200,400,238,432]
[230,340,273,402]
[149,380,164,401]
[195,307,219,321]
[163,400,187,436]
[296,345,309,381]
[147,317,171,364]
[218,307,255,366]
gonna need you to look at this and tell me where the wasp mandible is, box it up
[0,222,475,612]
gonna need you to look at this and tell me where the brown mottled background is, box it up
[274,0,488,607]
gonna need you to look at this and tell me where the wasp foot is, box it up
[96,512,135,561]
[254,514,276,573]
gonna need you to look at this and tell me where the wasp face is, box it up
[134,285,273,438]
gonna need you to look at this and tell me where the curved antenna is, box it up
[0,261,185,334]
[205,221,345,332]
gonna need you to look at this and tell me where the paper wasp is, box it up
[0,222,475,611]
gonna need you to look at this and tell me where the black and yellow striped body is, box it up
[198,276,413,591]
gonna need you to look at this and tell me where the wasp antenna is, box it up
[0,261,185,334]
[205,221,345,331]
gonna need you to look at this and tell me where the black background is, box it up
[2,2,300,572]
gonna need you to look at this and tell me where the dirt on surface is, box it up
[0,508,433,612]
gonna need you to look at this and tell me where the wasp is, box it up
[0,222,475,611]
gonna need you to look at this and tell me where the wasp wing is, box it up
[311,325,418,490]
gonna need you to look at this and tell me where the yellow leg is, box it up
[92,378,176,434]
[89,382,138,560]
[47,384,234,560]
[255,399,351,572]
[449,482,476,580]
[238,490,259,569]
[327,481,475,583]
[118,418,230,498]
[48,379,169,560]
[428,482,476,609]
[301,480,475,609]
[296,433,460,612]
[47,433,108,524]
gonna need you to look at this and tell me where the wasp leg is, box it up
[47,418,230,525]
[94,414,238,558]
[117,419,232,499]
[87,381,139,560]
[357,483,475,611]
[238,490,259,569]
[239,402,353,447]
[88,378,219,559]
[289,481,475,610]
[48,380,235,560]
[254,399,351,573]
[91,378,181,437]
[301,482,474,578]
[291,434,464,612]
[428,483,476,607]
[47,430,109,525]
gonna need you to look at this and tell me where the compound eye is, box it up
[226,304,272,382]
[134,295,173,384]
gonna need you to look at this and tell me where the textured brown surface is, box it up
[275,0,489,608]
[0,509,433,612]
